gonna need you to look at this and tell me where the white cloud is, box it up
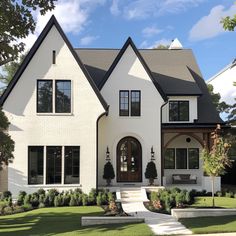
[189,4,236,41]
[20,0,105,53]
[111,0,205,20]
[110,0,120,16]
[142,26,162,38]
[80,35,99,46]
[140,38,171,49]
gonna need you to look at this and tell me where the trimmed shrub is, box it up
[88,189,97,205]
[13,205,25,214]
[108,192,115,202]
[23,203,33,211]
[54,195,63,207]
[144,161,157,185]
[225,192,234,198]
[216,191,223,197]
[17,191,27,206]
[2,191,12,200]
[3,206,13,215]
[63,194,71,206]
[82,194,88,206]
[37,189,45,196]
[39,203,45,208]
[69,195,77,206]
[24,194,31,205]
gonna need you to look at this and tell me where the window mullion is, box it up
[53,80,55,113]
[62,146,65,185]
[43,146,46,185]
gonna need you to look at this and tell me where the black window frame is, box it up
[46,146,62,184]
[37,80,53,113]
[131,90,141,116]
[164,148,175,169]
[169,101,189,122]
[188,148,199,169]
[55,80,71,113]
[28,146,44,185]
[64,146,80,184]
[119,90,129,116]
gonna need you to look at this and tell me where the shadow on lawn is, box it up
[0,209,144,236]
[180,215,236,231]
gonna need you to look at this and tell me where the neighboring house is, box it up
[207,59,236,106]
[0,16,225,197]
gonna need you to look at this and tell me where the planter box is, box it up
[171,208,236,219]
[81,216,145,226]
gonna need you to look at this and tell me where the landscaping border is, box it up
[171,208,236,219]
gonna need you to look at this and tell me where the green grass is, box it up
[192,197,236,208]
[180,215,236,234]
[0,206,153,236]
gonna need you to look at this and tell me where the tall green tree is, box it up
[0,107,14,171]
[0,0,57,66]
[221,2,236,31]
[207,84,230,114]
[201,125,232,207]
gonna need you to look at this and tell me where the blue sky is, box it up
[2,0,236,81]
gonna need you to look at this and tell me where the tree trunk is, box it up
[212,176,215,207]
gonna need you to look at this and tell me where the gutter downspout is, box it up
[96,106,109,192]
[160,100,168,186]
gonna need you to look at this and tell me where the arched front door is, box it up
[117,137,142,182]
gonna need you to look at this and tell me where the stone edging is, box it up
[81,216,145,226]
[171,208,236,219]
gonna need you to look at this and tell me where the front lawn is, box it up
[192,197,236,208]
[0,206,153,236]
[180,215,236,234]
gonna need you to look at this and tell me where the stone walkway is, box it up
[121,201,192,235]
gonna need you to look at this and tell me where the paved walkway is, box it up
[121,201,192,235]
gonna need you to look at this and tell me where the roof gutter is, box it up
[160,99,168,186]
[96,106,109,192]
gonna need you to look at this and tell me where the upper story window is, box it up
[37,80,71,114]
[37,80,53,113]
[119,90,141,117]
[131,91,141,116]
[169,101,189,121]
[119,90,129,116]
[56,81,71,113]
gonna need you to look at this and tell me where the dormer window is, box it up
[169,101,189,121]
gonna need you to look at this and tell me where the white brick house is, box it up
[0,16,225,196]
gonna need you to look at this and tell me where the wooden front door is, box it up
[117,137,142,182]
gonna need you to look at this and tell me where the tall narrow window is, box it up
[28,146,44,184]
[52,50,56,64]
[55,80,71,113]
[46,146,62,184]
[37,80,53,113]
[164,148,175,169]
[176,148,187,169]
[119,90,129,116]
[188,148,199,169]
[131,91,141,116]
[169,101,189,121]
[64,146,80,184]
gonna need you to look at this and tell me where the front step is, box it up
[117,187,149,203]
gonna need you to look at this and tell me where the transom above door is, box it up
[117,137,142,182]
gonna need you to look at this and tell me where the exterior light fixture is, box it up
[151,146,155,161]
[106,146,110,161]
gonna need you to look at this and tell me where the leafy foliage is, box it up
[207,84,230,114]
[0,0,56,66]
[0,107,14,169]
[221,14,236,31]
[201,125,232,206]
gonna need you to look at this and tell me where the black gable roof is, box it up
[0,15,108,110]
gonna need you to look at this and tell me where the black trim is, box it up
[55,80,71,113]
[119,90,129,116]
[99,37,167,101]
[131,90,141,117]
[0,15,108,111]
[52,50,56,64]
[167,93,202,96]
[162,123,229,129]
[169,100,189,122]
[37,80,53,113]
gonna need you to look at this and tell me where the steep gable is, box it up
[99,37,167,101]
[0,15,108,110]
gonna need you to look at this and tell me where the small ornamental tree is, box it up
[145,161,157,185]
[103,161,115,186]
[201,125,232,207]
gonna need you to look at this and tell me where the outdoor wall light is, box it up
[106,146,110,161]
[151,146,155,161]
